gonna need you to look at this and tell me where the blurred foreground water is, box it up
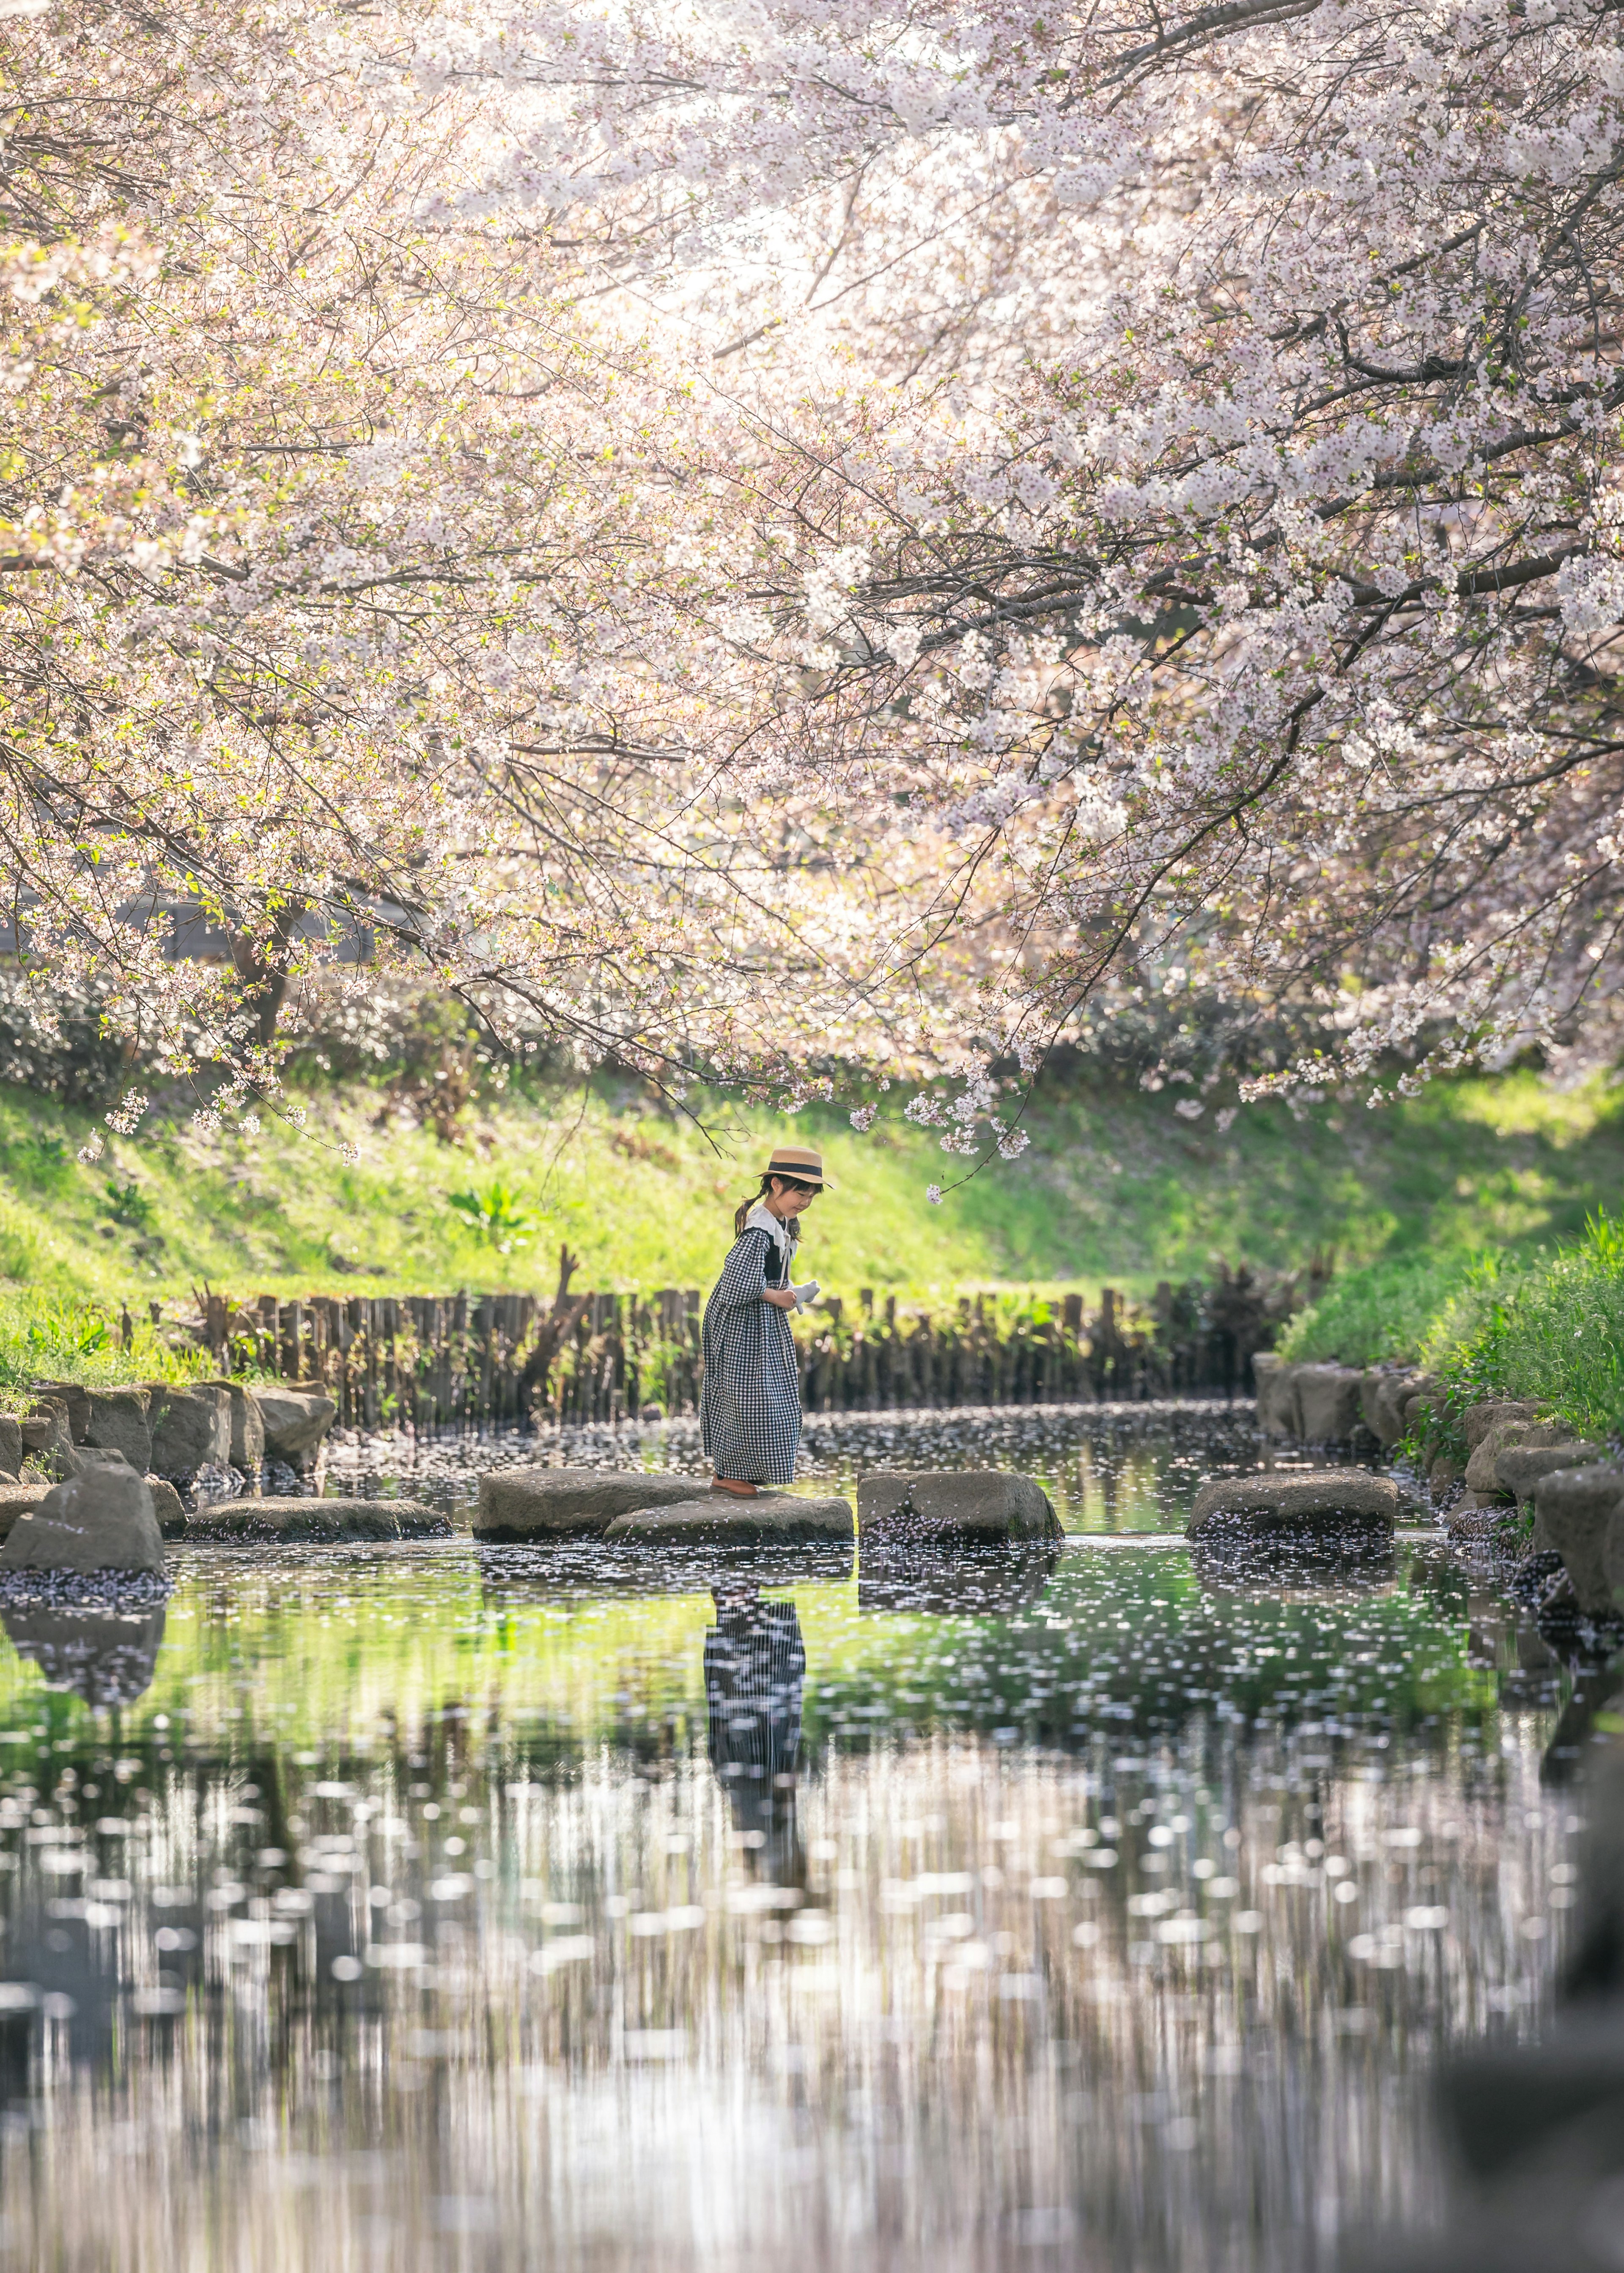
[0,1406,1598,2270]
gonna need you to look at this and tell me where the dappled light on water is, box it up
[0,1415,1590,2270]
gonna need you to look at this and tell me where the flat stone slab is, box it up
[475,1467,704,1541]
[1187,1469,1400,1540]
[602,1494,854,1548]
[857,1471,1061,1545]
[184,1497,449,1544]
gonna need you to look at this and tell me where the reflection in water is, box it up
[706,1587,806,1886]
[477,1540,854,1600]
[0,1602,165,1707]
[0,1487,1604,2270]
[859,1542,1061,1617]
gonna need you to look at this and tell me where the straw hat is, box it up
[765,1144,828,1189]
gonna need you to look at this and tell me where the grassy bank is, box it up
[2,1063,1622,1398]
[1281,1212,1624,1442]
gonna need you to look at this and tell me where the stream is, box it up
[0,1403,1598,2270]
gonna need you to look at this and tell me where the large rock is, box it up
[475,1467,702,1542]
[255,1389,337,1466]
[145,1477,188,1539]
[1462,1418,1572,1494]
[20,1399,79,1479]
[1360,1369,1418,1447]
[1187,1469,1400,1542]
[1460,1399,1540,1452]
[1496,1441,1607,1507]
[0,1417,19,1482]
[146,1384,231,1477]
[0,1452,164,1576]
[856,1470,1061,1545]
[603,1494,854,1547]
[198,1380,265,1476]
[1293,1364,1366,1444]
[1252,1355,1300,1439]
[1531,1464,1624,1615]
[83,1387,152,1474]
[31,1380,91,1440]
[184,1496,449,1543]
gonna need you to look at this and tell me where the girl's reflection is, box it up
[705,1585,806,1887]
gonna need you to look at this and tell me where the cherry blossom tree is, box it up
[0,2,892,1142]
[5,0,1624,1174]
[433,0,1624,1143]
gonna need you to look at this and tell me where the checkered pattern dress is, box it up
[700,1223,802,1485]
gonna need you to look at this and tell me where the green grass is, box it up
[1,1062,1622,1402]
[1418,1213,1624,1439]
[1276,1252,1492,1369]
[3,1065,1621,1299]
[1278,1209,1624,1441]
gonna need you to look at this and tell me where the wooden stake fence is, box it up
[179,1266,1287,1433]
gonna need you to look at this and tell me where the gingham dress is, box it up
[704,1599,806,1790]
[700,1217,802,1485]
[704,1597,807,1869]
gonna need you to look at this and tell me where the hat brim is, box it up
[765,1162,828,1189]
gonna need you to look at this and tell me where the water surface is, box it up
[0,1408,1593,2270]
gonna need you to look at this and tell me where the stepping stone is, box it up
[184,1497,449,1543]
[475,1467,704,1541]
[602,1493,853,1547]
[84,1387,153,1473]
[1292,1365,1366,1446]
[1186,1469,1400,1542]
[148,1479,188,1539]
[1460,1398,1543,1452]
[255,1389,337,1464]
[857,1471,1061,1545]
[0,1482,48,1540]
[146,1384,232,1477]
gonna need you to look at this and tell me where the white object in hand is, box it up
[792,1280,820,1311]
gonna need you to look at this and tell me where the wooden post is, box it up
[283,1300,303,1381]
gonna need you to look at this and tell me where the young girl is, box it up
[701,1145,824,1497]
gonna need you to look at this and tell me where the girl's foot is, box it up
[710,1477,760,1497]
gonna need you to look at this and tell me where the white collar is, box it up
[745,1201,792,1249]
